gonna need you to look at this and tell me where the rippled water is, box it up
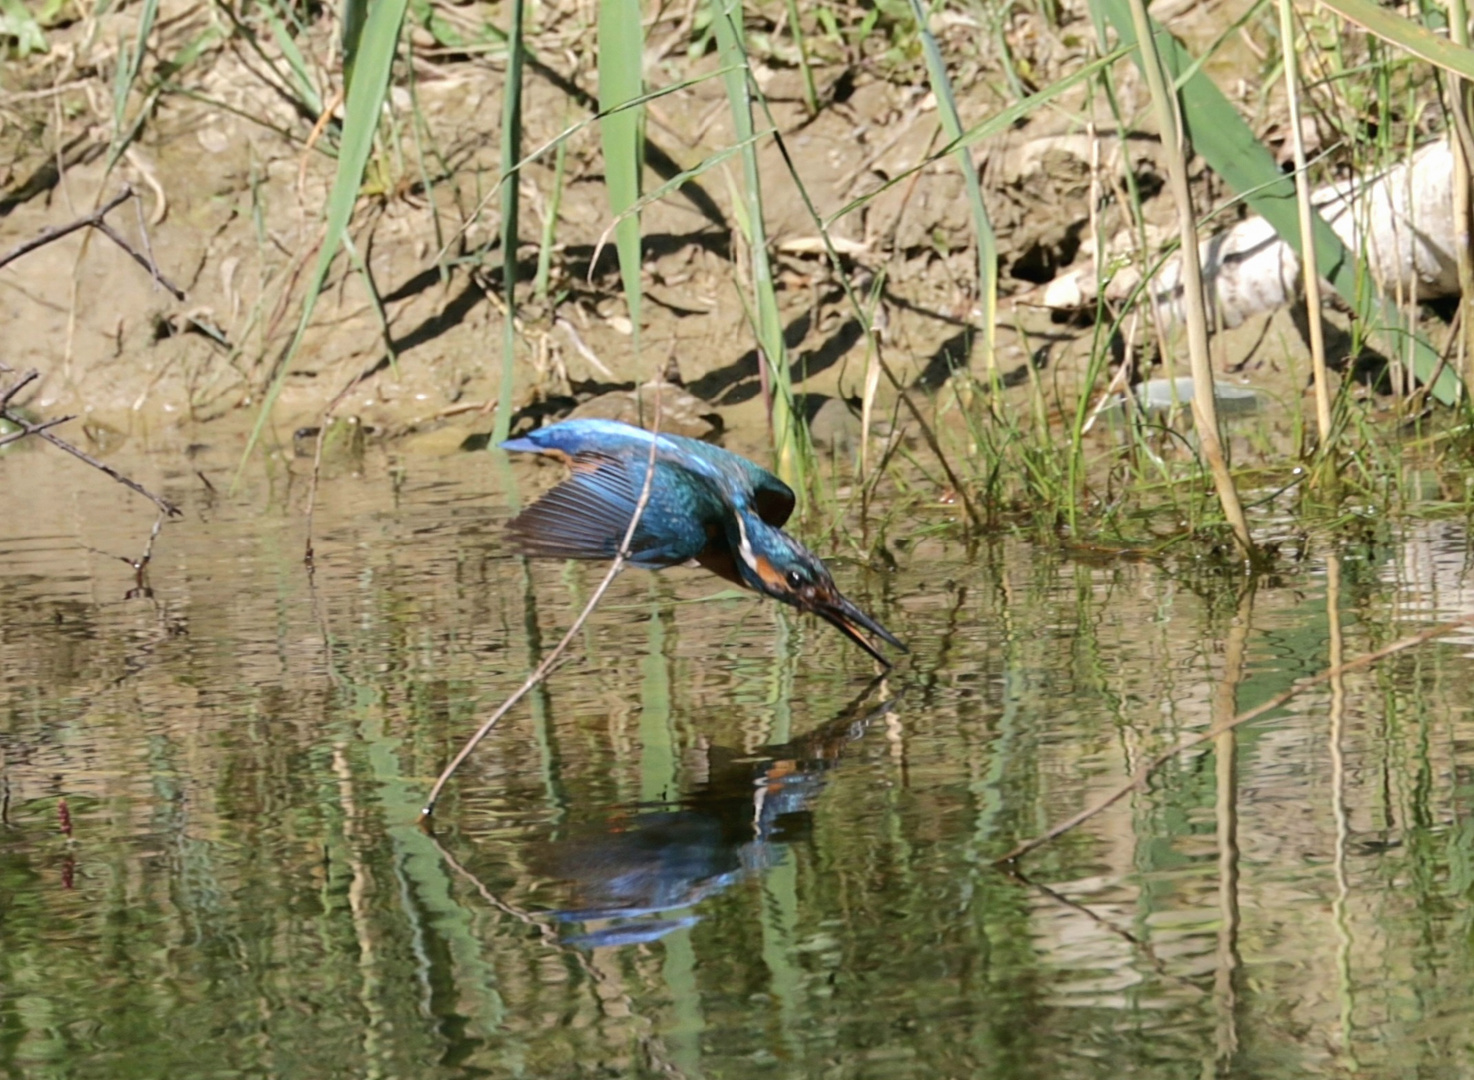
[4,438,1474,1079]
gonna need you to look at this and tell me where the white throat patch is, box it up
[732,511,757,575]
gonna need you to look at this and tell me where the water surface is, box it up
[4,440,1474,1079]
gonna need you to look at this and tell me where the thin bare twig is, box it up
[421,828,692,1078]
[126,512,169,597]
[8,418,181,517]
[875,340,982,528]
[88,217,185,301]
[2,373,181,519]
[0,190,186,520]
[0,368,38,409]
[0,186,184,300]
[81,510,170,598]
[0,412,74,448]
[755,114,983,530]
[419,393,665,822]
[1003,864,1185,987]
[0,188,130,269]
[995,611,1474,865]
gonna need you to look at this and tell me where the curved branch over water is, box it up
[418,395,664,822]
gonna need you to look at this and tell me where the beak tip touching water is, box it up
[815,593,907,667]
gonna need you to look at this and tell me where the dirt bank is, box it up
[0,0,1372,472]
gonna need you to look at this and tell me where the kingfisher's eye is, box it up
[786,570,805,590]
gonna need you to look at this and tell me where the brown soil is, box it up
[0,0,1337,468]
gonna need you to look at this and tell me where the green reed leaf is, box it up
[235,0,410,485]
[599,0,645,360]
[1097,0,1461,405]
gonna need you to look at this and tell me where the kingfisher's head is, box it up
[731,513,906,666]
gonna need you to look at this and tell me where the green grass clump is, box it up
[23,0,1467,548]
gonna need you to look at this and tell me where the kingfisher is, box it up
[501,418,906,665]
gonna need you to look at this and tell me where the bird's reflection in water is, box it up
[536,688,895,948]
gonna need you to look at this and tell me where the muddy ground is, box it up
[0,0,1361,473]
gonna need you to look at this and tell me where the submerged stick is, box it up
[0,366,180,516]
[419,397,663,823]
[994,611,1474,865]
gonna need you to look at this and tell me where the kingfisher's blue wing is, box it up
[505,453,713,569]
[504,419,796,529]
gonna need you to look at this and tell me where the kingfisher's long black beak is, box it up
[812,591,907,667]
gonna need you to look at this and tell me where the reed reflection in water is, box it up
[3,446,1474,1079]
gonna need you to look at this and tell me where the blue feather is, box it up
[501,419,905,664]
[501,419,794,527]
[506,451,713,568]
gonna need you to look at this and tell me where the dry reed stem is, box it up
[1278,0,1331,442]
[1127,1,1255,559]
[1448,0,1474,397]
[994,610,1474,865]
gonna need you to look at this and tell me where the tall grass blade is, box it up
[595,130,773,261]
[263,1,324,115]
[598,0,645,379]
[234,0,410,484]
[341,0,369,88]
[533,127,568,302]
[908,0,999,380]
[493,0,526,445]
[433,68,739,268]
[107,0,158,169]
[1321,0,1474,80]
[1097,0,1463,405]
[712,0,804,489]
[782,0,819,114]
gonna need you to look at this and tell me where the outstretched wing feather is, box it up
[506,455,709,568]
